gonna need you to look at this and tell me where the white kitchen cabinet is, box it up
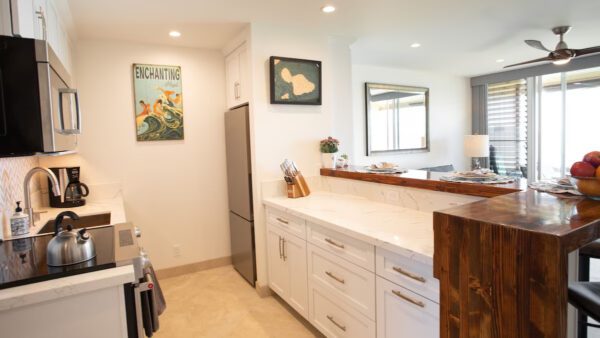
[308,243,376,320]
[376,276,439,338]
[310,283,376,338]
[0,0,73,72]
[376,247,439,303]
[225,42,249,108]
[0,0,35,38]
[266,221,309,319]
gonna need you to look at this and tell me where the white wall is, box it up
[42,40,230,269]
[351,64,471,171]
[249,23,354,287]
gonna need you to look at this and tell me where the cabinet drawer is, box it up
[308,222,375,271]
[267,209,306,239]
[376,247,438,303]
[308,244,375,319]
[376,276,439,338]
[310,284,376,338]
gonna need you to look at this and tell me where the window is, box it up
[538,67,600,179]
[487,79,528,177]
[485,66,600,181]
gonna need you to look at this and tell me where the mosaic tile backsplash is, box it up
[0,156,40,237]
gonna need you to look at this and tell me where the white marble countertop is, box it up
[6,184,126,240]
[263,191,434,265]
[0,265,134,312]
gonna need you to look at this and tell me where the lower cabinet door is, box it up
[376,276,439,338]
[284,233,309,319]
[267,225,289,298]
[310,284,376,338]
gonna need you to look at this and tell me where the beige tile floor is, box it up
[154,265,323,338]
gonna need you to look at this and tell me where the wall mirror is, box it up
[365,83,429,155]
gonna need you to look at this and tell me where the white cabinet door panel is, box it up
[267,224,288,298]
[376,276,439,338]
[308,243,375,319]
[310,284,375,338]
[284,233,308,319]
[308,222,375,271]
[376,247,439,303]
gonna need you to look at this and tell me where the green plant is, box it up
[320,136,339,153]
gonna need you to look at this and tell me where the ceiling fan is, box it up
[505,26,600,68]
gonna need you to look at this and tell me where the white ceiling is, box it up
[66,0,600,76]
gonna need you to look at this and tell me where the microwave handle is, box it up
[58,88,82,135]
[0,69,6,136]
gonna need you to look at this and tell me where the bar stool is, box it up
[571,240,600,337]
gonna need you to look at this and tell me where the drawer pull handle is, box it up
[325,238,345,249]
[278,236,283,259]
[326,315,346,331]
[276,217,289,225]
[325,271,345,284]
[393,266,426,283]
[392,290,425,308]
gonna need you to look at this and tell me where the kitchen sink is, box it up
[37,212,112,235]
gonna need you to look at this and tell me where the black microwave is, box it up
[0,36,80,157]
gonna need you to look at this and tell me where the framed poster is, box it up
[132,64,184,141]
[269,56,322,105]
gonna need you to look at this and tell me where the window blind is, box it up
[487,79,528,176]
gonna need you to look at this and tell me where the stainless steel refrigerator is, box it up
[224,105,256,286]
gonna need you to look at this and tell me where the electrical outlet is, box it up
[173,244,181,257]
[385,190,400,202]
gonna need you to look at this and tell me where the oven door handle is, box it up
[136,272,159,336]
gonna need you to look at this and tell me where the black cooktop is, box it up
[0,226,116,290]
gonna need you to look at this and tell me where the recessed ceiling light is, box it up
[169,31,181,38]
[496,59,505,63]
[321,5,336,13]
[410,43,421,48]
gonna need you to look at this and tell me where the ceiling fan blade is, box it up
[525,40,552,52]
[573,46,600,57]
[504,56,554,68]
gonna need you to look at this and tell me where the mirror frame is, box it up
[365,82,430,156]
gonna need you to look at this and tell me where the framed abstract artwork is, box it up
[132,64,184,141]
[269,56,322,105]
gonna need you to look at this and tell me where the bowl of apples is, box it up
[570,151,600,200]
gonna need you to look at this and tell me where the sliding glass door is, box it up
[487,66,600,181]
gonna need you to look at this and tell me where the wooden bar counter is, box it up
[320,167,525,198]
[434,191,600,338]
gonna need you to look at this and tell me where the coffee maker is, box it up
[48,167,89,208]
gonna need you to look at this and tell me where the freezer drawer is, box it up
[229,212,256,286]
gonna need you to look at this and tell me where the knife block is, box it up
[286,173,311,198]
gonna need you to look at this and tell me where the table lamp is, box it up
[464,135,489,170]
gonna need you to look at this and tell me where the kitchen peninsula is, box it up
[318,167,600,338]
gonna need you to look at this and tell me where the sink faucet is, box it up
[24,167,61,226]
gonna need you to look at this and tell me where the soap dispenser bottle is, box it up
[10,201,30,236]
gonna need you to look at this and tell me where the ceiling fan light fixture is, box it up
[553,58,571,65]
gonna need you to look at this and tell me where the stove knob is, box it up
[134,227,141,238]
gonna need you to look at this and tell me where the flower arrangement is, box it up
[320,136,339,153]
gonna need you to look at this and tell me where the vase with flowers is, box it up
[320,136,339,169]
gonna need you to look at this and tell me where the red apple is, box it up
[583,151,600,168]
[571,161,596,177]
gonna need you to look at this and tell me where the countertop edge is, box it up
[0,265,135,312]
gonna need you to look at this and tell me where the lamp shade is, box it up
[464,135,490,157]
